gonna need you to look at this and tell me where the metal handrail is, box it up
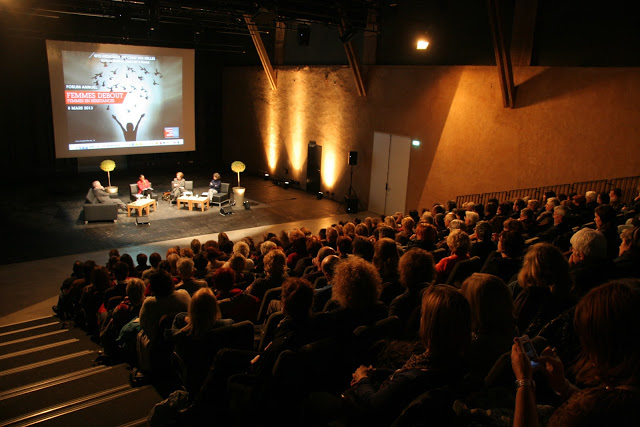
[456,175,640,206]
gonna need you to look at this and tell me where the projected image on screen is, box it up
[62,50,182,150]
[47,41,195,158]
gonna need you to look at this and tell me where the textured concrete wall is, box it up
[223,65,640,211]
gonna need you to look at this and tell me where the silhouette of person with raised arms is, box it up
[112,114,145,141]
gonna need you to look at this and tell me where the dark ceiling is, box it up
[1,0,639,66]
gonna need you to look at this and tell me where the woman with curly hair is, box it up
[435,229,471,284]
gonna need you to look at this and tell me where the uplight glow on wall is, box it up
[288,72,306,173]
[323,150,336,189]
[265,89,279,172]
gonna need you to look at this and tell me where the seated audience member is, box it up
[389,248,435,334]
[102,261,129,311]
[89,180,126,211]
[99,278,146,363]
[171,287,234,393]
[336,235,353,259]
[142,253,162,281]
[595,204,622,259]
[461,273,516,379]
[245,249,287,300]
[518,208,539,237]
[79,266,113,335]
[119,254,139,278]
[614,227,640,278]
[53,260,84,319]
[180,248,194,259]
[373,238,402,304]
[171,171,186,201]
[139,270,190,345]
[511,279,640,427]
[537,205,572,250]
[597,191,610,206]
[347,285,471,425]
[192,252,213,286]
[232,241,255,271]
[291,236,321,276]
[213,268,259,323]
[512,243,575,338]
[568,228,614,298]
[464,211,480,235]
[490,203,512,233]
[205,247,225,271]
[313,255,340,312]
[609,187,626,213]
[254,240,277,274]
[469,221,497,265]
[536,197,559,231]
[435,230,471,284]
[190,239,202,255]
[480,230,525,284]
[137,174,153,197]
[327,256,387,334]
[218,232,234,255]
[395,217,415,246]
[175,257,207,296]
[135,253,149,273]
[511,199,526,219]
[223,254,253,288]
[352,235,375,262]
[407,223,438,252]
[303,246,336,284]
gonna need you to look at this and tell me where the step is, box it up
[0,322,62,344]
[0,365,130,421]
[1,385,161,427]
[0,330,72,355]
[0,340,96,377]
[0,317,58,335]
[0,351,98,393]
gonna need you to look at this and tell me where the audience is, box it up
[50,187,638,425]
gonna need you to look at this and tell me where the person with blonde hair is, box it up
[245,249,287,300]
[233,241,255,271]
[435,230,471,284]
[512,243,574,338]
[171,171,186,201]
[172,287,233,393]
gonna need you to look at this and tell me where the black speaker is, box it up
[220,206,234,215]
[135,215,150,225]
[348,151,358,165]
[345,196,359,213]
[243,200,251,210]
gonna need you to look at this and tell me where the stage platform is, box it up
[0,171,372,323]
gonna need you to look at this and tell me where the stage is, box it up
[0,171,372,322]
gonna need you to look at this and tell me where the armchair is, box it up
[210,182,230,207]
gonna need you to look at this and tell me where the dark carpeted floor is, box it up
[2,170,349,264]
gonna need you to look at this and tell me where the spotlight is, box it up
[283,181,290,189]
[416,39,429,50]
[263,173,270,181]
[316,191,324,200]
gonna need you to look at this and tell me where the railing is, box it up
[456,175,640,206]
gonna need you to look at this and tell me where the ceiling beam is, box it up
[510,0,538,66]
[487,0,516,108]
[339,10,366,97]
[244,14,277,90]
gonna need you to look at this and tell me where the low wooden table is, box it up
[177,196,209,212]
[127,199,157,217]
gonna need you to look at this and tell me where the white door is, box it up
[368,132,411,215]
[368,132,391,215]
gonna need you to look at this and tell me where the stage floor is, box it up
[0,171,372,323]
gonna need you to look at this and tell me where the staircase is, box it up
[0,316,161,427]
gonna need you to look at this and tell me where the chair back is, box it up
[220,182,230,194]
[258,311,285,352]
[185,181,193,191]
[431,248,447,263]
[257,286,283,324]
[445,256,482,288]
[129,184,138,201]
